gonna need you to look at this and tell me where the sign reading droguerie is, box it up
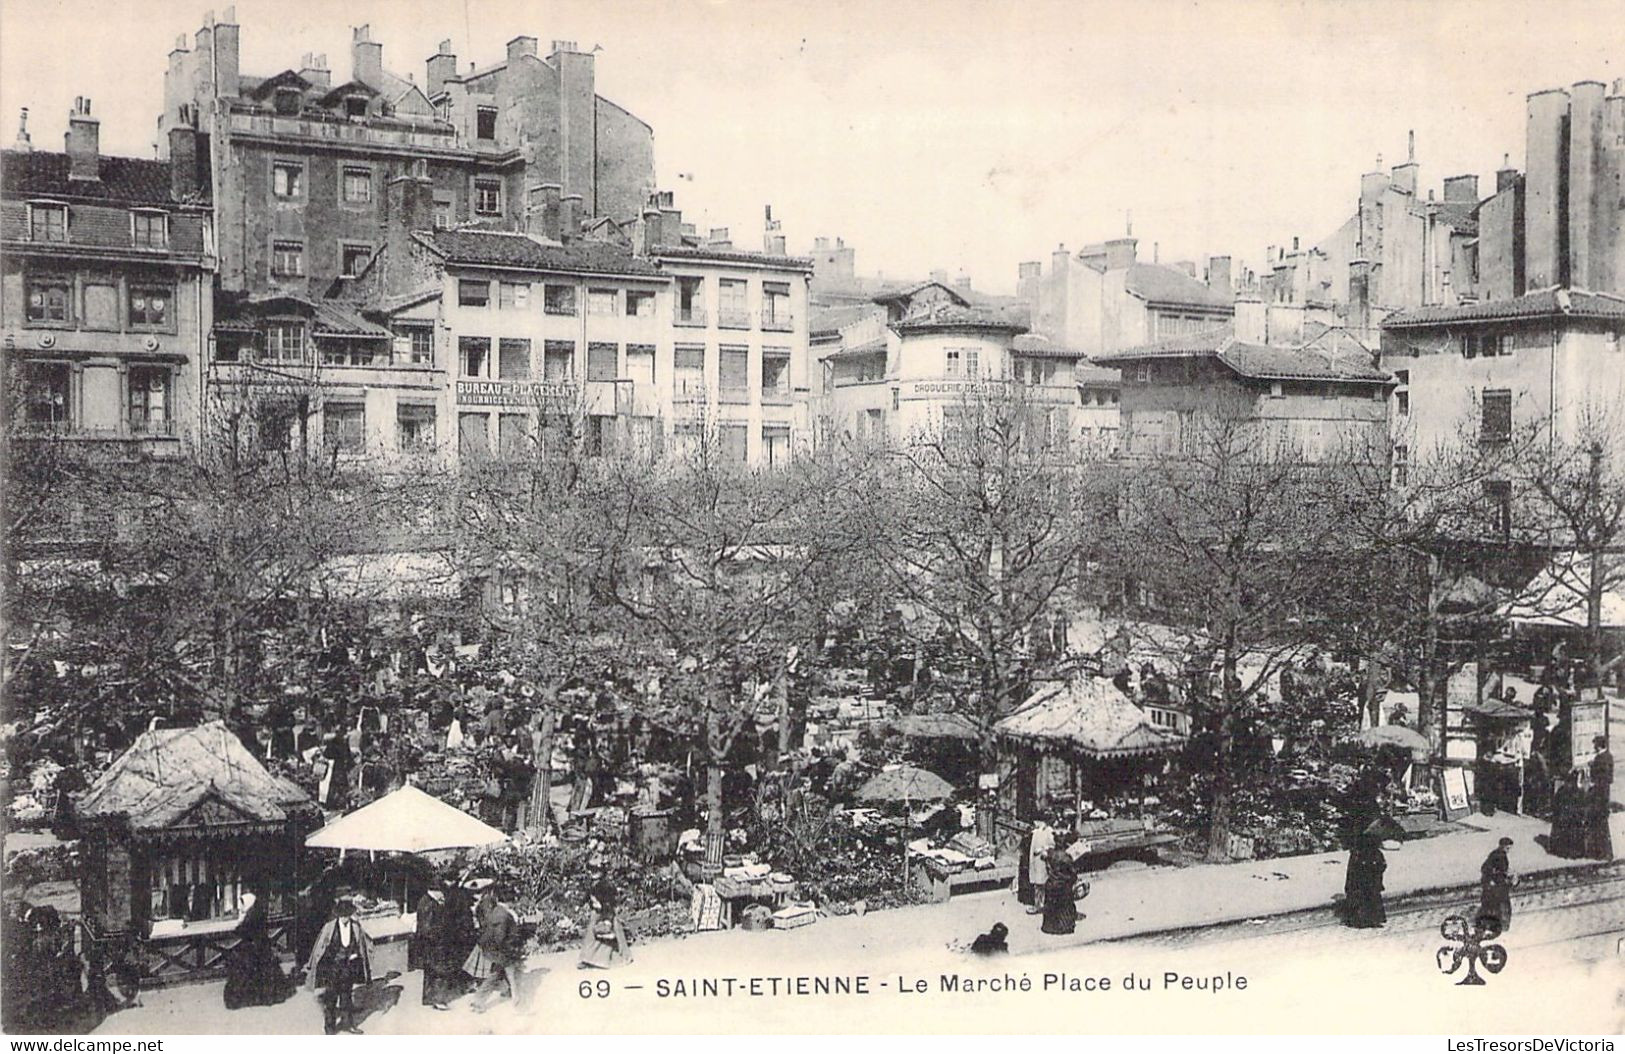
[456,380,574,407]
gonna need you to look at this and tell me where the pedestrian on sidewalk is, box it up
[466,880,524,1012]
[1477,837,1515,935]
[304,895,374,1035]
[1040,836,1079,936]
[1341,825,1387,928]
[412,876,465,1010]
[578,880,632,969]
[1547,771,1589,858]
[1024,815,1054,916]
[1585,735,1613,861]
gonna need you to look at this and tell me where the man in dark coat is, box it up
[1586,735,1613,860]
[304,896,374,1034]
[1341,827,1387,928]
[1477,837,1515,935]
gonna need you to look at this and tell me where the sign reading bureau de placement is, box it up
[456,380,575,407]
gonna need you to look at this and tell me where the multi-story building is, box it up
[158,8,655,299]
[1017,236,1234,359]
[2,100,215,455]
[293,177,813,467]
[1094,317,1391,461]
[813,281,1115,452]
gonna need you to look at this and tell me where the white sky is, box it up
[2,0,1621,293]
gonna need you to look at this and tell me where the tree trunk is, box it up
[1418,552,1442,751]
[773,662,791,766]
[1205,644,1239,862]
[703,706,726,876]
[527,707,557,835]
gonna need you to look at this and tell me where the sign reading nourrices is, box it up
[456,380,575,407]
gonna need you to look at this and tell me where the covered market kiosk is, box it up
[993,677,1183,872]
[69,721,320,985]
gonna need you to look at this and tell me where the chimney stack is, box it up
[708,227,732,249]
[1205,255,1232,293]
[12,108,30,152]
[168,126,201,201]
[1348,259,1372,335]
[426,40,457,97]
[352,24,383,89]
[1052,243,1069,273]
[214,8,240,97]
[507,36,538,62]
[65,97,100,181]
[1442,174,1479,203]
[559,194,583,242]
[1104,237,1137,271]
[383,170,435,294]
[1234,294,1266,343]
[299,52,331,90]
[527,183,562,240]
[640,206,663,256]
[1496,154,1521,194]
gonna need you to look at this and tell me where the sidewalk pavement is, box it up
[94,806,1622,1035]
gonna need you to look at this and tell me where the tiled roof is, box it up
[1,149,198,206]
[810,303,882,336]
[654,245,814,271]
[873,281,971,307]
[1218,340,1390,383]
[1433,201,1477,234]
[1382,288,1625,327]
[1092,325,1232,363]
[1124,263,1234,309]
[376,287,441,314]
[1074,363,1122,385]
[893,304,1026,334]
[312,301,390,339]
[1012,333,1087,359]
[417,229,665,276]
[822,338,887,361]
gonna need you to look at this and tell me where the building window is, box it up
[543,341,575,383]
[499,338,531,380]
[344,96,368,118]
[498,282,529,310]
[587,342,618,382]
[340,244,372,277]
[588,288,618,316]
[762,350,791,400]
[263,322,306,363]
[892,387,900,411]
[1268,381,1284,399]
[626,290,655,317]
[25,277,70,323]
[458,279,490,307]
[398,403,437,451]
[718,279,749,328]
[1392,444,1409,487]
[460,337,490,378]
[342,166,372,204]
[127,366,172,435]
[1484,480,1512,537]
[473,179,501,215]
[128,285,170,328]
[675,277,706,325]
[675,345,705,395]
[20,362,72,429]
[29,204,67,242]
[272,240,304,277]
[1395,390,1410,417]
[476,106,497,140]
[763,423,791,466]
[257,405,297,454]
[392,326,433,366]
[626,344,655,386]
[762,282,791,330]
[321,341,379,367]
[132,211,168,248]
[722,423,749,464]
[433,196,453,229]
[324,402,365,454]
[1480,389,1512,444]
[273,88,301,115]
[272,161,303,199]
[944,349,961,376]
[498,413,529,458]
[83,283,118,330]
[719,346,749,401]
[543,285,577,316]
[459,412,491,460]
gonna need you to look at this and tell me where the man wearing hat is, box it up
[305,895,375,1034]
[1587,734,1614,860]
[1477,837,1516,935]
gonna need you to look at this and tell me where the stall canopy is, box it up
[995,677,1182,758]
[305,784,508,853]
[857,765,955,803]
[885,713,981,740]
[75,721,313,834]
[1500,552,1625,628]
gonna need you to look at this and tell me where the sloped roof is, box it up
[873,281,971,308]
[312,301,390,338]
[653,245,814,271]
[886,713,981,740]
[1074,362,1122,385]
[244,69,313,102]
[823,337,888,360]
[317,79,381,106]
[75,721,313,832]
[1382,288,1625,328]
[1124,263,1234,310]
[893,303,1027,334]
[417,229,665,277]
[1433,201,1478,235]
[995,677,1182,757]
[1012,333,1088,359]
[1,149,194,206]
[810,303,882,337]
[1092,325,1232,361]
[1219,340,1390,383]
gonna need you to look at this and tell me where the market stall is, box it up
[69,721,321,986]
[991,677,1183,868]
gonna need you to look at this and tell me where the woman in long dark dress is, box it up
[1547,770,1589,858]
[412,883,464,1009]
[1039,845,1078,936]
[1341,830,1387,928]
[223,893,293,1009]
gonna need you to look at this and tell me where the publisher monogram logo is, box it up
[1436,913,1509,986]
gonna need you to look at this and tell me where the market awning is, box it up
[1499,552,1625,629]
[995,677,1182,758]
[305,785,508,853]
[885,713,980,740]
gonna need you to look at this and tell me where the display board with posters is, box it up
[1438,766,1475,820]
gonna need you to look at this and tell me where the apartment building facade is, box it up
[2,100,215,456]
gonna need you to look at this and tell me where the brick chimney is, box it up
[12,108,30,152]
[383,167,435,295]
[506,36,538,62]
[1442,174,1479,204]
[527,183,562,241]
[352,24,383,89]
[1104,237,1137,271]
[65,97,100,181]
[426,40,457,97]
[1205,255,1232,293]
[640,206,663,256]
[559,193,583,242]
[214,8,240,97]
[299,53,331,90]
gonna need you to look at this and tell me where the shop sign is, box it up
[455,380,573,407]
